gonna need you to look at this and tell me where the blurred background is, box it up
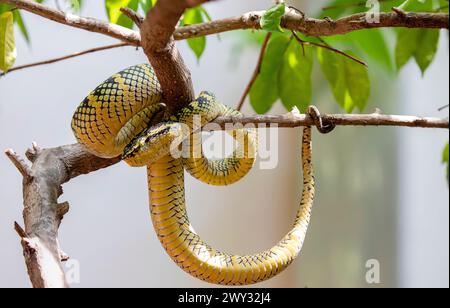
[0,0,448,288]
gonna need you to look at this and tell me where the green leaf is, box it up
[438,0,449,12]
[187,36,206,60]
[345,29,393,72]
[13,10,29,42]
[344,52,371,111]
[105,0,139,29]
[318,48,370,112]
[395,28,440,74]
[395,29,421,70]
[398,0,434,11]
[260,3,286,33]
[278,40,313,112]
[69,0,81,12]
[140,0,156,13]
[414,29,440,74]
[0,11,16,73]
[0,4,9,14]
[250,33,291,114]
[443,142,449,184]
[183,8,206,60]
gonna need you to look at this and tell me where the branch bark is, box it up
[175,10,449,40]
[5,144,119,288]
[139,0,203,113]
[0,0,141,45]
[210,112,449,131]
[1,0,448,48]
[137,0,215,113]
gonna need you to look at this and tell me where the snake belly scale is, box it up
[72,64,316,285]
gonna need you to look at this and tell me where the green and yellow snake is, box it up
[72,64,315,285]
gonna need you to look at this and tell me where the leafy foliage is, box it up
[260,3,286,33]
[180,7,212,60]
[318,48,370,112]
[395,0,442,74]
[279,40,313,112]
[0,11,16,73]
[105,0,139,29]
[249,34,290,114]
[103,0,211,59]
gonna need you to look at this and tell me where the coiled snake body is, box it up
[72,64,315,285]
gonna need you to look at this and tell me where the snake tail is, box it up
[148,127,314,285]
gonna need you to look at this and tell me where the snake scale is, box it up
[72,64,315,285]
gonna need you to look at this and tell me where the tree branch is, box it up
[6,144,120,288]
[0,43,130,77]
[175,10,449,39]
[210,111,449,131]
[139,0,200,113]
[1,0,447,48]
[0,0,141,45]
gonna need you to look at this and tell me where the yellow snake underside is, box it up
[72,64,315,285]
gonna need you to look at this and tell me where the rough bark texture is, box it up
[139,0,211,113]
[211,112,450,130]
[6,144,119,288]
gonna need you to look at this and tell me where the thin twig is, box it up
[14,222,28,238]
[438,104,449,112]
[1,43,130,77]
[208,112,449,131]
[292,31,367,67]
[120,7,144,27]
[4,149,32,179]
[392,7,408,18]
[237,32,272,111]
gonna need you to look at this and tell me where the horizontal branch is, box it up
[0,0,141,45]
[208,112,449,131]
[0,43,130,77]
[174,10,450,39]
[2,0,448,46]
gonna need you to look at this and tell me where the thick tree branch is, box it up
[6,144,119,288]
[138,0,204,113]
[1,0,447,49]
[138,0,216,113]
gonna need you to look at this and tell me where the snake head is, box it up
[122,122,184,167]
